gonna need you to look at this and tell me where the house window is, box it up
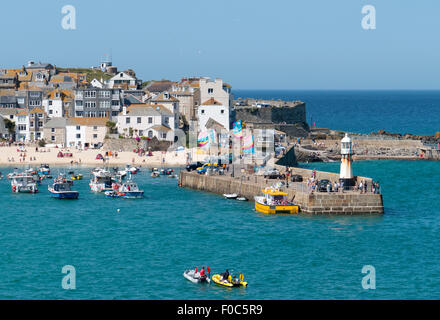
[164,117,169,124]
[126,117,130,124]
[221,110,224,114]
[148,117,152,124]
[148,130,153,138]
[93,134,98,138]
[208,88,213,94]
[49,110,53,115]
[93,126,98,131]
[201,109,205,114]
[38,121,43,127]
[37,113,43,118]
[139,130,143,136]
[137,117,141,124]
[36,133,41,138]
[51,128,55,133]
[51,136,55,141]
[162,133,167,139]
[49,101,53,106]
[76,134,81,139]
[76,126,80,130]
[30,122,34,128]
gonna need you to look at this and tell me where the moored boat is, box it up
[104,180,144,199]
[38,164,50,175]
[11,175,38,193]
[254,188,299,214]
[89,169,114,192]
[48,181,79,199]
[223,193,238,199]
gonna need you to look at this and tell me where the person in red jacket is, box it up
[200,267,206,278]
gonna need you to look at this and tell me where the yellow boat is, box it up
[212,274,248,287]
[71,174,83,180]
[254,188,299,214]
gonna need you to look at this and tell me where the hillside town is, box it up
[0,59,233,149]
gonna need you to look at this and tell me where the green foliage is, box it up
[38,139,46,147]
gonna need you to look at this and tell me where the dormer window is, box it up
[208,88,213,94]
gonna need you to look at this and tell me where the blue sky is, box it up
[1,0,439,89]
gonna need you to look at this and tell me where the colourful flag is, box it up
[232,120,242,138]
[242,134,255,154]
[197,131,210,148]
[208,129,217,144]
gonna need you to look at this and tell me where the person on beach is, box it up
[359,181,363,193]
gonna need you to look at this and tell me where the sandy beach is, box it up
[0,146,207,167]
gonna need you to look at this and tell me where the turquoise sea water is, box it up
[0,160,439,300]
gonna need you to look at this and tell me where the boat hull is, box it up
[50,191,79,199]
[212,274,247,287]
[255,201,299,214]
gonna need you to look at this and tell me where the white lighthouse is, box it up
[340,133,355,187]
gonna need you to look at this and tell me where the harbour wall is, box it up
[179,170,384,215]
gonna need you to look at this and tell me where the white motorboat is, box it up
[89,169,113,192]
[11,175,38,193]
[223,193,238,199]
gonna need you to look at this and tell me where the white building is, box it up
[15,110,30,141]
[107,71,141,90]
[66,118,107,149]
[197,77,233,110]
[150,92,179,130]
[197,98,230,132]
[42,89,64,118]
[117,104,175,141]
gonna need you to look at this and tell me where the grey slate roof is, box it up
[45,117,68,128]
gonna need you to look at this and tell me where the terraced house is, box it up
[74,87,122,119]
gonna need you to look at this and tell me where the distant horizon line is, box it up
[233,88,440,91]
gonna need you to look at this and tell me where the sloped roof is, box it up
[45,117,67,128]
[201,98,222,106]
[146,81,175,93]
[151,124,171,132]
[29,107,45,114]
[67,117,108,126]
[151,92,179,102]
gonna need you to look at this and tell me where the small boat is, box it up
[54,174,73,186]
[71,173,83,180]
[125,164,138,174]
[38,164,50,175]
[223,193,238,199]
[236,196,248,201]
[48,181,79,199]
[11,175,38,193]
[254,188,299,214]
[89,169,114,192]
[151,170,160,177]
[105,180,144,199]
[183,269,211,284]
[212,274,247,287]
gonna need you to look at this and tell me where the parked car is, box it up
[263,169,281,179]
[318,179,332,192]
[290,174,303,182]
[186,162,204,172]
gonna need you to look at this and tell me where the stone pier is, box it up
[179,170,384,215]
